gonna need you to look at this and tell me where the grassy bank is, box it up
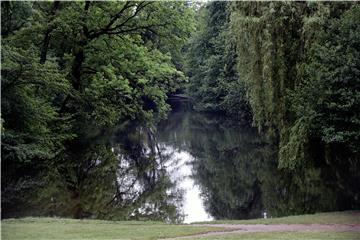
[2,211,359,240]
[196,211,360,225]
[1,218,220,240]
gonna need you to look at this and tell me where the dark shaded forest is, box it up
[1,1,359,221]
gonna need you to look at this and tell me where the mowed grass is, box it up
[195,211,360,225]
[185,232,360,240]
[1,217,221,240]
[2,211,359,240]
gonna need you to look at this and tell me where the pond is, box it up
[4,99,352,221]
[157,100,270,222]
[155,99,351,223]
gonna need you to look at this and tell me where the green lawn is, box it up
[1,218,220,240]
[2,211,359,240]
[185,232,360,240]
[195,211,360,225]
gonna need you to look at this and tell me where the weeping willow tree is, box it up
[230,1,305,140]
[230,2,360,210]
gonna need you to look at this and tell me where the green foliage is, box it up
[230,1,359,169]
[230,1,305,132]
[1,1,195,220]
[2,45,69,160]
[229,2,360,210]
[186,2,250,121]
[304,6,360,150]
[286,5,360,207]
[1,1,32,37]
[1,39,73,216]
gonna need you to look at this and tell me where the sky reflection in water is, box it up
[164,147,212,223]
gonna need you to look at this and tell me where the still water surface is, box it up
[164,149,212,223]
[156,100,350,223]
[3,100,354,221]
[157,101,267,223]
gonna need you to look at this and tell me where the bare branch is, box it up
[103,1,133,31]
[103,23,167,36]
[107,2,152,32]
[89,1,153,40]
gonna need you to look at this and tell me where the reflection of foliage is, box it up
[159,108,266,219]
[259,158,337,217]
[158,104,356,219]
[191,126,266,219]
[112,123,184,222]
[32,122,184,222]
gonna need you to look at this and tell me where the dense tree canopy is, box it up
[186,2,251,121]
[1,1,195,221]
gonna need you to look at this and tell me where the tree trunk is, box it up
[39,1,60,64]
[71,44,85,91]
[70,1,91,92]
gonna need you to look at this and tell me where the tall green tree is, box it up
[1,2,72,217]
[284,4,360,207]
[230,1,359,209]
[1,1,195,220]
[186,2,250,121]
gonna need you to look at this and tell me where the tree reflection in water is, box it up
[20,101,356,222]
[31,121,184,222]
[157,101,352,220]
